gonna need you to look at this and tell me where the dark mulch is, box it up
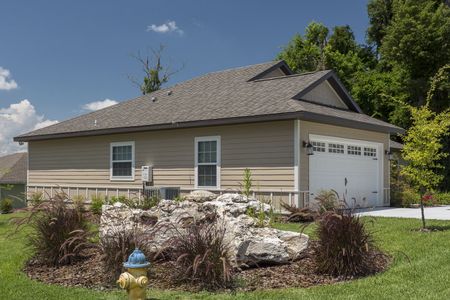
[25,248,110,290]
[24,242,390,292]
[238,242,390,291]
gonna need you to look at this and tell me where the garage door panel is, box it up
[308,137,381,208]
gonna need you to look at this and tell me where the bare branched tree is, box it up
[129,45,183,95]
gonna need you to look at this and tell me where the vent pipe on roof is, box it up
[151,96,157,102]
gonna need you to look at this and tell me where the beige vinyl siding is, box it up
[299,120,389,200]
[28,120,295,198]
[301,81,347,109]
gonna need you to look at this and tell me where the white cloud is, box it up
[147,20,184,35]
[82,98,118,111]
[0,99,58,155]
[0,67,18,90]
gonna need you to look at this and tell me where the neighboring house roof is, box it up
[15,60,403,142]
[0,152,27,184]
[390,140,404,150]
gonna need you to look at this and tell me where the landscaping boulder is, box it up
[183,190,216,202]
[100,193,309,267]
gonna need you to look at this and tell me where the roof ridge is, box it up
[252,70,332,82]
[206,60,282,75]
[141,60,282,97]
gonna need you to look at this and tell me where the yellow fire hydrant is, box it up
[117,248,151,300]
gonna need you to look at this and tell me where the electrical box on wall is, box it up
[141,165,153,183]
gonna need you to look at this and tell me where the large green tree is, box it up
[277,22,374,89]
[367,0,393,51]
[380,0,450,105]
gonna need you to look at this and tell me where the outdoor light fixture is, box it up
[385,149,394,160]
[303,141,314,156]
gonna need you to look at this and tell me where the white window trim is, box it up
[110,141,135,181]
[194,136,221,189]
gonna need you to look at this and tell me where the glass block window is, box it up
[328,143,345,154]
[347,145,362,156]
[312,141,326,152]
[364,147,377,157]
[111,142,134,179]
[196,137,220,188]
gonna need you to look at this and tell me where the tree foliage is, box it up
[130,45,181,95]
[401,65,450,189]
[367,0,393,50]
[400,65,450,228]
[277,1,450,189]
[277,22,374,89]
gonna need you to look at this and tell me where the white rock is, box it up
[99,192,309,267]
[183,190,217,202]
[113,202,125,208]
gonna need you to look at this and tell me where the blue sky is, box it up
[0,0,370,154]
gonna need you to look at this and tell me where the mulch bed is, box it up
[24,242,391,292]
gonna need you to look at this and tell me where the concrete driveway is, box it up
[356,206,450,220]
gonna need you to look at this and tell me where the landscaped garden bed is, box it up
[15,190,391,294]
[23,240,390,292]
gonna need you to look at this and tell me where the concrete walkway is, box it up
[355,206,450,220]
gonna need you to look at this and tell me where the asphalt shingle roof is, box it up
[0,152,27,184]
[15,60,402,141]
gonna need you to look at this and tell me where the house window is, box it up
[328,143,344,154]
[347,145,362,156]
[311,141,326,152]
[110,142,135,180]
[195,136,221,188]
[364,147,377,157]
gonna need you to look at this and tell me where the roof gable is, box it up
[293,71,362,113]
[300,80,348,109]
[247,60,293,81]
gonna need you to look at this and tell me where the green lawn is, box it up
[1,213,450,300]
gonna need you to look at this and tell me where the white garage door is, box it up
[308,135,383,208]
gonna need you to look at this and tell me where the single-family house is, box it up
[14,61,403,208]
[0,152,27,208]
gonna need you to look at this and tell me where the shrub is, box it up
[314,189,339,212]
[72,195,85,212]
[100,229,139,281]
[168,220,233,290]
[239,168,253,198]
[15,196,93,266]
[314,210,375,277]
[140,195,160,210]
[100,209,158,282]
[0,198,13,214]
[90,194,104,215]
[245,206,256,218]
[434,192,450,205]
[280,201,317,222]
[29,191,44,206]
[400,187,420,207]
[108,195,128,205]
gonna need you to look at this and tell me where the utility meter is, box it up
[141,165,153,183]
